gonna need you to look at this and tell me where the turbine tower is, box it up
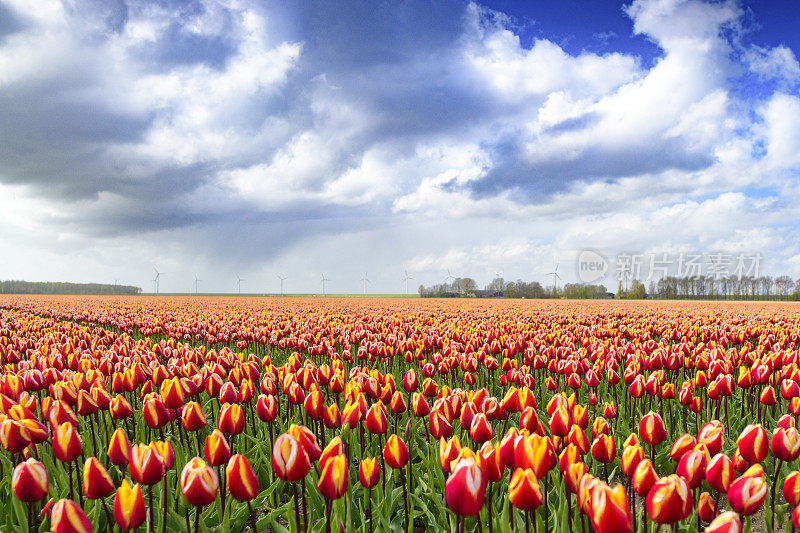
[194,275,201,294]
[277,274,287,295]
[235,274,245,295]
[402,270,413,295]
[321,273,330,296]
[445,269,455,285]
[152,266,162,294]
[545,263,562,296]
[361,272,370,296]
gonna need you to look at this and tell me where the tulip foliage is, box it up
[4,296,800,531]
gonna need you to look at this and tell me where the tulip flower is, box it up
[670,433,697,462]
[12,458,49,504]
[469,413,493,443]
[273,432,311,532]
[108,427,132,467]
[706,453,735,493]
[509,467,543,511]
[772,426,800,462]
[226,454,259,533]
[632,459,657,497]
[359,457,380,532]
[115,480,146,532]
[727,473,767,515]
[590,434,617,468]
[676,449,707,489]
[590,483,632,533]
[204,429,232,467]
[446,456,485,518]
[51,499,92,533]
[320,436,346,470]
[698,491,716,522]
[129,443,165,486]
[639,412,667,447]
[318,453,348,500]
[737,424,768,464]
[182,401,207,433]
[1,418,32,455]
[181,457,219,507]
[218,402,245,436]
[621,444,644,478]
[783,471,800,507]
[646,474,693,524]
[365,402,388,435]
[288,424,322,462]
[82,457,115,500]
[705,511,742,533]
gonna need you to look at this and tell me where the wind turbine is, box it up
[545,263,562,296]
[277,274,287,295]
[235,274,245,295]
[321,273,330,296]
[152,266,162,294]
[402,270,413,295]
[494,270,503,279]
[445,269,455,285]
[361,272,370,296]
[194,275,201,294]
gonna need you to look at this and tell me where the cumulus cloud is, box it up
[0,0,799,292]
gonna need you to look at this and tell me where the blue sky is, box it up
[0,0,799,293]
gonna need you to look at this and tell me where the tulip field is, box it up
[4,297,800,533]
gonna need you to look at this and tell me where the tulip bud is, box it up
[564,461,588,494]
[181,457,219,507]
[706,511,742,533]
[226,454,259,502]
[318,453,348,500]
[359,457,380,489]
[383,434,409,469]
[639,412,666,446]
[129,443,165,486]
[428,410,452,439]
[737,424,768,464]
[218,403,245,436]
[727,473,767,515]
[706,453,735,493]
[698,420,724,456]
[515,433,556,479]
[783,471,800,507]
[107,427,131,466]
[698,491,717,522]
[508,468,543,510]
[83,457,115,500]
[772,426,800,462]
[204,429,232,467]
[590,483,633,533]
[1,418,32,454]
[445,456,485,516]
[676,449,707,489]
[365,402,388,435]
[53,422,82,463]
[669,434,697,463]
[633,459,657,497]
[181,401,207,432]
[161,377,185,409]
[288,424,322,462]
[272,433,311,482]
[646,474,693,523]
[590,434,616,464]
[12,458,49,502]
[469,413,493,444]
[256,394,278,423]
[114,479,146,531]
[51,499,92,533]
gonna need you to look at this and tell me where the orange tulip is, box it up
[359,457,380,488]
[590,483,632,533]
[646,474,693,524]
[383,434,409,469]
[129,443,165,486]
[272,433,311,482]
[204,429,232,467]
[508,468,543,510]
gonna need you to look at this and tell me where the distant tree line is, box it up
[418,277,609,299]
[648,275,800,300]
[0,280,141,295]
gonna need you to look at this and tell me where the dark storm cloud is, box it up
[470,135,717,200]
